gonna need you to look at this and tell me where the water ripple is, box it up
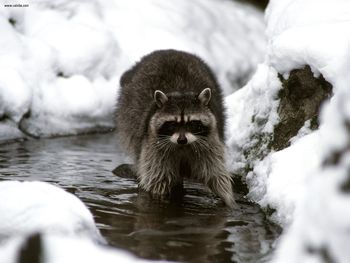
[0,133,280,263]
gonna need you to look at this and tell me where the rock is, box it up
[270,66,332,151]
[236,65,333,176]
[236,0,269,10]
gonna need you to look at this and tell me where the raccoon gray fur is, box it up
[115,49,235,207]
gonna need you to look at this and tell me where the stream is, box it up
[0,133,280,263]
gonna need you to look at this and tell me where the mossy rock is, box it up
[242,65,332,172]
[270,66,332,151]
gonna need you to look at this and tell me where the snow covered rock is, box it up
[225,63,281,175]
[0,234,160,263]
[226,0,350,262]
[225,64,332,176]
[0,180,168,263]
[0,120,26,143]
[1,0,120,138]
[0,0,266,140]
[271,59,350,263]
[0,181,103,243]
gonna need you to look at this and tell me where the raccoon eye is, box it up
[158,121,177,136]
[187,120,209,136]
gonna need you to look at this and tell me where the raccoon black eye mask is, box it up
[115,49,236,207]
[158,120,209,137]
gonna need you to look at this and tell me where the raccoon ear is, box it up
[198,88,211,105]
[154,90,168,108]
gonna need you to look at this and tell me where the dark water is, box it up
[0,133,280,263]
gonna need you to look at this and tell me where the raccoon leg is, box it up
[138,146,181,197]
[194,146,236,208]
[137,163,180,197]
[206,167,236,208]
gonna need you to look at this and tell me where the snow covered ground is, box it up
[225,0,350,262]
[0,181,165,263]
[0,0,265,140]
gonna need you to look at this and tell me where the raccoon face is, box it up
[157,119,210,145]
[150,88,216,145]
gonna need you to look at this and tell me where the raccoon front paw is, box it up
[139,179,170,197]
[220,190,236,208]
[207,175,237,208]
[139,180,184,201]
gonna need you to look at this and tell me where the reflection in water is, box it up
[0,133,280,263]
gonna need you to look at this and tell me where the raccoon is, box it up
[115,49,235,207]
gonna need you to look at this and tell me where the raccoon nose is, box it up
[177,134,187,145]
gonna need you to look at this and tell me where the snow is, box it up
[225,0,350,262]
[0,235,160,263]
[0,120,25,141]
[103,0,265,92]
[270,63,350,262]
[225,64,281,174]
[0,181,166,263]
[0,0,265,140]
[247,131,322,224]
[0,181,103,242]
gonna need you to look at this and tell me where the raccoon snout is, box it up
[170,132,197,145]
[177,133,187,145]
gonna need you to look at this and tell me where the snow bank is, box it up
[225,63,280,174]
[0,181,103,242]
[0,235,159,263]
[226,0,350,262]
[102,0,265,93]
[0,0,265,140]
[0,181,166,263]
[0,0,119,139]
[271,59,350,263]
